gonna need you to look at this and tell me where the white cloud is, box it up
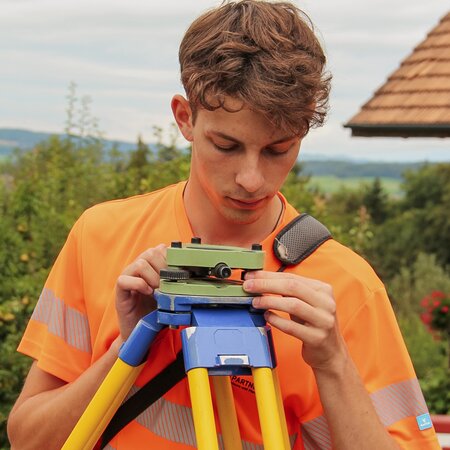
[0,0,448,161]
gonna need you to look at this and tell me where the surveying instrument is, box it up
[63,238,291,450]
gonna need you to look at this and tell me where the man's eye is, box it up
[266,147,289,156]
[213,143,238,152]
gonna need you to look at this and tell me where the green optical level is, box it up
[159,238,265,297]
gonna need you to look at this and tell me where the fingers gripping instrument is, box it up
[62,238,290,450]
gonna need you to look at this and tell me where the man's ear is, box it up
[171,95,193,142]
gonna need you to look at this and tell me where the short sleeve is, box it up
[342,287,440,449]
[18,213,92,382]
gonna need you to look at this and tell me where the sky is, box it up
[1,0,449,162]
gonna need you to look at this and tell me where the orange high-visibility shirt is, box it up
[18,181,440,449]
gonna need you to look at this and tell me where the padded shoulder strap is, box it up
[273,213,332,267]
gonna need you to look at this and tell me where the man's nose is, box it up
[235,158,265,193]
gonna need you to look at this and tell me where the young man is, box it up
[7,1,440,449]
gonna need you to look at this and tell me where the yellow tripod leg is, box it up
[187,368,219,450]
[62,358,145,450]
[212,376,242,450]
[273,367,291,450]
[252,367,286,450]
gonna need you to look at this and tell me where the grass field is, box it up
[307,176,402,196]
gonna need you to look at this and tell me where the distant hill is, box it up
[301,159,424,180]
[0,127,429,179]
[0,128,138,156]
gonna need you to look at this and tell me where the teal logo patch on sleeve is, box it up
[416,413,432,431]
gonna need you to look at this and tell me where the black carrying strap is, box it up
[100,350,185,446]
[100,213,331,447]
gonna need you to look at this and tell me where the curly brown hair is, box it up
[179,0,331,136]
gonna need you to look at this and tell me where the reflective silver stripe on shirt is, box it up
[371,377,427,427]
[125,386,299,449]
[31,287,92,353]
[301,378,429,450]
[302,415,331,450]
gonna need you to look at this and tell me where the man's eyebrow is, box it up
[208,131,242,144]
[269,135,298,145]
[208,131,296,146]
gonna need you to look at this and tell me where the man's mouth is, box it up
[228,197,266,209]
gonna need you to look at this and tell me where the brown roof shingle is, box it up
[344,12,450,137]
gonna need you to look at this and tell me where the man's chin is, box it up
[221,207,263,226]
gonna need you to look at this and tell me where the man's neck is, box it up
[183,181,283,248]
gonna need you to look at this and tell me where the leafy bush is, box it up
[420,367,450,414]
[389,253,450,317]
[420,291,450,335]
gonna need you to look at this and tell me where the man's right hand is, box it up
[115,243,167,340]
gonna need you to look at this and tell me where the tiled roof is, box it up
[345,12,450,137]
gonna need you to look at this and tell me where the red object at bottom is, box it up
[432,415,450,450]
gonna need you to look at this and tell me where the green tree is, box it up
[280,162,315,213]
[362,177,389,224]
[364,163,450,280]
[153,124,183,162]
[128,135,152,169]
[401,164,450,267]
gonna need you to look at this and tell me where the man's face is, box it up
[176,96,303,226]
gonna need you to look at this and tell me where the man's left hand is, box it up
[243,271,348,372]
